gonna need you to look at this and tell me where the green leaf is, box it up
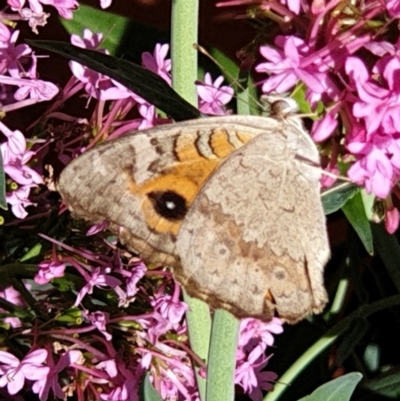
[206,310,239,401]
[19,243,42,262]
[360,190,375,220]
[360,366,400,398]
[27,40,201,122]
[142,374,163,401]
[208,47,239,86]
[236,67,259,116]
[321,182,359,215]
[0,148,7,211]
[292,86,313,115]
[297,372,362,401]
[236,85,251,116]
[341,190,374,255]
[61,4,128,55]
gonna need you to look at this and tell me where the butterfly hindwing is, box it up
[175,118,329,323]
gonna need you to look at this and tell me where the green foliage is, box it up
[297,372,362,401]
[342,191,374,255]
[28,40,201,122]
[142,374,163,401]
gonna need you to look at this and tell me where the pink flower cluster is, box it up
[0,349,50,396]
[5,0,111,33]
[235,318,282,401]
[0,3,59,218]
[0,125,43,218]
[0,233,282,401]
[227,0,400,232]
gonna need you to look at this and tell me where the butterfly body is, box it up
[58,113,329,323]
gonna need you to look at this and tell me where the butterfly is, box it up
[57,101,329,323]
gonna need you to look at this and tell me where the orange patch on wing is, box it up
[128,158,221,235]
[127,129,256,235]
[174,133,201,162]
[209,129,235,158]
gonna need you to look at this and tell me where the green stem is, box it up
[206,310,239,401]
[170,2,211,401]
[171,0,199,106]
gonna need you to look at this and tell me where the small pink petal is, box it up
[311,112,338,142]
[385,207,400,234]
